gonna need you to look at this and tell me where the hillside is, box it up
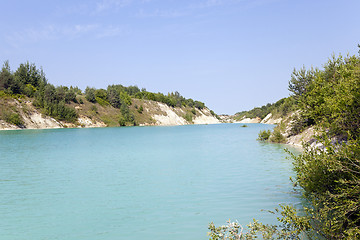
[0,62,219,130]
[230,49,360,239]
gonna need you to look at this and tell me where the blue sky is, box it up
[1,0,359,114]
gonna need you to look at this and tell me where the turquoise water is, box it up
[0,123,299,240]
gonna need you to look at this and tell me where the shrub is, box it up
[4,111,24,127]
[184,112,193,122]
[120,104,135,125]
[257,130,271,141]
[90,105,98,113]
[85,87,96,103]
[119,117,126,126]
[209,207,312,240]
[269,129,286,143]
[95,97,110,107]
[291,136,360,239]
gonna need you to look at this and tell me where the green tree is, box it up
[107,86,121,108]
[85,87,96,103]
[288,66,316,100]
[297,54,360,137]
[14,62,46,93]
[291,136,360,239]
[257,130,271,141]
[0,61,14,91]
[95,88,107,100]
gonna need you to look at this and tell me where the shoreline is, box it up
[0,120,223,131]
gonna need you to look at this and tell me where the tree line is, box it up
[234,97,296,121]
[0,61,208,126]
[0,61,79,122]
[84,85,205,110]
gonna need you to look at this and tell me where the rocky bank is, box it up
[0,98,220,130]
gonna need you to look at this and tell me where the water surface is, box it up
[0,123,299,239]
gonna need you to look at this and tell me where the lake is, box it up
[0,123,300,239]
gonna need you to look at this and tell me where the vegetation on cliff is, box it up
[286,50,360,239]
[233,97,296,121]
[211,47,360,239]
[0,61,210,127]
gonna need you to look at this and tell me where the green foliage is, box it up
[273,97,296,117]
[91,105,98,113]
[42,101,78,122]
[0,61,79,123]
[95,97,110,106]
[289,114,313,136]
[291,137,360,239]
[213,48,360,240]
[118,116,126,126]
[33,84,78,122]
[69,86,82,95]
[119,104,135,126]
[208,220,243,240]
[208,205,312,239]
[56,86,77,103]
[288,66,316,100]
[95,88,107,101]
[120,91,132,105]
[135,89,206,110]
[191,108,196,115]
[85,87,96,103]
[184,112,193,122]
[257,130,271,141]
[0,61,210,125]
[3,111,24,127]
[23,84,36,97]
[294,54,360,137]
[234,97,295,121]
[269,129,286,143]
[137,105,143,114]
[0,61,13,91]
[1,61,47,95]
[13,62,47,95]
[107,85,121,108]
[194,100,205,109]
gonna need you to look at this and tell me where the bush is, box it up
[257,130,271,141]
[289,114,314,136]
[291,136,360,239]
[95,97,110,106]
[120,104,135,126]
[209,206,312,240]
[184,112,193,122]
[118,116,126,126]
[43,101,78,122]
[4,111,24,127]
[91,105,98,113]
[269,129,286,143]
[85,87,96,103]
